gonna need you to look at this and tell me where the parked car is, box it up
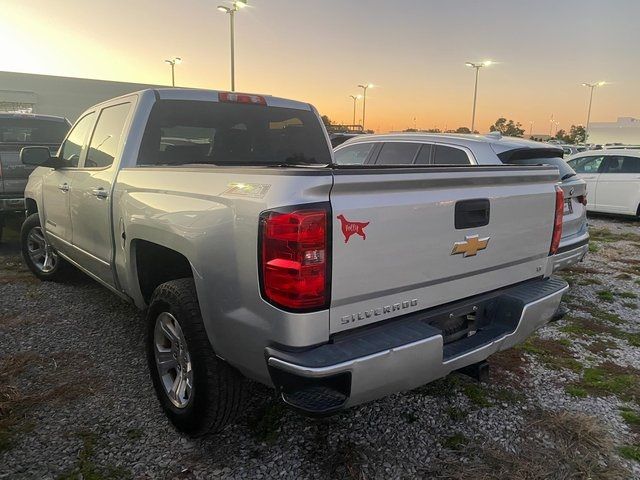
[566,150,640,218]
[559,144,587,156]
[334,133,589,272]
[329,132,361,147]
[603,144,640,150]
[0,113,70,241]
[21,89,568,436]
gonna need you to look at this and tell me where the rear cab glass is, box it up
[138,100,331,166]
[0,117,69,144]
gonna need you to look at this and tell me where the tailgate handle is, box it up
[455,199,490,229]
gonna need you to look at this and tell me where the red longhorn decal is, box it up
[337,215,370,244]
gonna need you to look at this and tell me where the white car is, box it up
[566,150,640,218]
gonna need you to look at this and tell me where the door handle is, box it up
[58,183,69,193]
[91,187,109,199]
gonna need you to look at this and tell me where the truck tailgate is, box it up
[329,165,559,333]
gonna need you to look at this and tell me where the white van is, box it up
[567,150,640,217]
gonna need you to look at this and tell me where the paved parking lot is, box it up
[1,214,639,479]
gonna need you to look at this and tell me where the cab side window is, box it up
[58,112,96,168]
[84,103,132,168]
[333,143,374,165]
[569,156,604,173]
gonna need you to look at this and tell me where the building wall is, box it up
[589,117,640,144]
[0,71,166,122]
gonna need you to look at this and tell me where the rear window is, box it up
[138,100,331,166]
[507,156,576,179]
[0,118,69,144]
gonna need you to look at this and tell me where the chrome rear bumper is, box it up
[266,276,568,414]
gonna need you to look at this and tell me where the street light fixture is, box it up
[357,83,373,131]
[217,0,248,91]
[581,81,606,141]
[164,57,182,87]
[465,60,494,133]
[349,95,361,128]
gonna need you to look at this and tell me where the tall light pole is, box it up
[349,95,361,127]
[357,83,373,131]
[582,81,606,141]
[529,121,534,137]
[466,60,493,133]
[218,0,247,91]
[164,57,181,87]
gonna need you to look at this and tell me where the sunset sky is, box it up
[2,0,639,133]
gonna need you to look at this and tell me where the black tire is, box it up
[146,278,247,436]
[20,213,68,281]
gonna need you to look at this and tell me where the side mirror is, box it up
[20,146,64,168]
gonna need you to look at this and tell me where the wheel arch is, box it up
[25,198,38,216]
[131,239,194,305]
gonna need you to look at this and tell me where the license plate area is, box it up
[563,199,573,215]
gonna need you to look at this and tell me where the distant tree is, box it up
[489,117,525,137]
[555,129,567,142]
[403,128,419,132]
[425,128,441,133]
[321,115,333,127]
[455,127,471,134]
[566,125,586,144]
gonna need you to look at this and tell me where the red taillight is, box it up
[577,194,587,206]
[260,207,329,311]
[550,185,564,255]
[219,92,267,105]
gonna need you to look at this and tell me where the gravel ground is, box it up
[1,213,639,479]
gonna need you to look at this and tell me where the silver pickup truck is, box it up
[20,88,568,436]
[0,113,70,241]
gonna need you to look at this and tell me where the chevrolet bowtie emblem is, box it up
[451,234,490,257]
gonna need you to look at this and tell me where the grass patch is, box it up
[618,445,640,462]
[324,439,369,480]
[125,428,143,440]
[620,408,640,432]
[443,433,468,451]
[597,290,615,302]
[567,301,622,324]
[623,302,638,310]
[617,273,633,280]
[421,410,627,479]
[445,406,468,421]
[58,430,130,480]
[247,400,286,444]
[588,243,599,253]
[590,227,640,243]
[619,291,638,299]
[520,336,582,372]
[462,382,491,407]
[568,362,640,402]
[566,385,588,398]
[578,277,602,286]
[0,351,98,453]
[585,339,618,356]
